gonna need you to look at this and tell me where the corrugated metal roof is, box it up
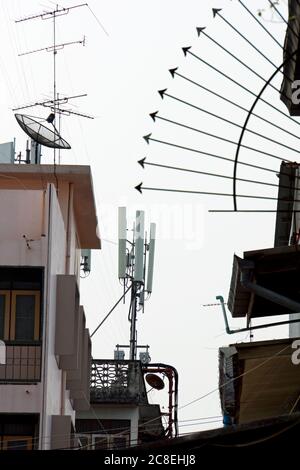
[219,338,300,425]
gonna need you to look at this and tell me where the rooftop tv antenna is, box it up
[14,3,94,163]
[118,207,156,361]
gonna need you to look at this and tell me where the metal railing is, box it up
[0,341,42,383]
[90,359,148,404]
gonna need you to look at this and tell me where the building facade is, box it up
[0,163,100,450]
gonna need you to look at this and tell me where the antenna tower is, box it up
[118,207,156,361]
[15,3,93,163]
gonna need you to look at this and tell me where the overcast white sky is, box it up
[0,0,293,434]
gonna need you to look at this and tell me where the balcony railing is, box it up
[0,342,42,383]
[90,359,148,404]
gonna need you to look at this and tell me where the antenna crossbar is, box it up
[50,107,94,119]
[12,93,88,111]
[18,37,85,56]
[15,3,88,23]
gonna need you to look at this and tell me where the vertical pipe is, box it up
[167,369,173,437]
[40,185,52,449]
[53,8,57,167]
[65,183,73,274]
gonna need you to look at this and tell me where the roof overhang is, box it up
[0,164,101,249]
[135,413,300,453]
[228,245,300,317]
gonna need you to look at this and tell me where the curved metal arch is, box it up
[233,49,298,211]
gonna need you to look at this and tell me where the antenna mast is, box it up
[118,208,156,361]
[15,3,92,164]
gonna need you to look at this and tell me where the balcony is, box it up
[90,359,148,405]
[0,342,42,383]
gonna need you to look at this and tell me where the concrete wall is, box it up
[78,405,139,446]
[0,384,42,413]
[0,189,47,266]
[40,184,76,449]
[0,190,46,418]
[0,183,83,449]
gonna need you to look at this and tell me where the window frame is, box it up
[2,435,33,450]
[92,433,129,450]
[0,290,11,341]
[10,290,40,341]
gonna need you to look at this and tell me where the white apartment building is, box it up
[0,163,100,450]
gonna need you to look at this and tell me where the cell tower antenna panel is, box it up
[118,207,127,279]
[146,223,156,293]
[134,210,145,283]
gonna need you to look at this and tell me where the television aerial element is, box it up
[13,3,94,164]
[15,114,71,150]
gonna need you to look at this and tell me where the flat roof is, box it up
[0,164,101,249]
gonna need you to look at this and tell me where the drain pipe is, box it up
[216,296,232,335]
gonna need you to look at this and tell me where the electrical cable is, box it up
[5,339,295,450]
[86,4,109,37]
[90,284,132,338]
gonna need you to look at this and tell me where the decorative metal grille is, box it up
[90,359,147,404]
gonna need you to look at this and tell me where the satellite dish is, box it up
[15,114,71,150]
[145,373,165,390]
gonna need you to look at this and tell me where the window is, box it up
[11,291,40,341]
[92,434,129,450]
[2,435,33,450]
[0,291,9,340]
[77,434,129,451]
[77,434,91,450]
[0,414,38,449]
[0,290,40,342]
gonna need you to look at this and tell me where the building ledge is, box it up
[0,164,100,249]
